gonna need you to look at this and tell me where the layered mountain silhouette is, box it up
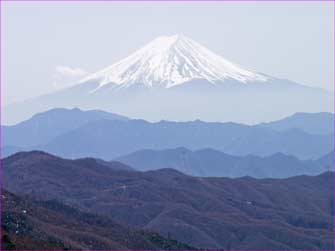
[116,147,333,178]
[260,112,334,135]
[2,151,334,250]
[2,108,333,162]
[4,35,333,125]
[2,107,128,148]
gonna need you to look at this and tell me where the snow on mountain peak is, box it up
[81,34,269,90]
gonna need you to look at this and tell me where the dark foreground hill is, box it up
[1,189,193,250]
[115,147,333,178]
[2,151,334,250]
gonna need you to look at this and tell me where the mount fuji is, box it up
[4,34,332,124]
[80,34,269,91]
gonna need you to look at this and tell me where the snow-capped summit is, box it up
[4,34,332,125]
[80,34,269,90]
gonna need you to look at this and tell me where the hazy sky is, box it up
[2,1,334,105]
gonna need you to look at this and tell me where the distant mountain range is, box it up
[2,108,333,162]
[3,151,333,250]
[2,107,128,148]
[116,147,333,178]
[4,35,332,125]
[260,112,334,135]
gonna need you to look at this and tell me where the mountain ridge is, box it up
[115,147,333,178]
[3,151,334,250]
[2,108,333,161]
[260,112,333,135]
[2,107,127,146]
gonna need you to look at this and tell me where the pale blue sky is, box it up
[2,1,334,105]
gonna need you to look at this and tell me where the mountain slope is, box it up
[42,119,332,160]
[2,107,127,147]
[81,34,268,90]
[115,147,332,178]
[317,150,334,168]
[2,151,334,250]
[3,110,333,161]
[260,112,334,135]
[1,189,192,250]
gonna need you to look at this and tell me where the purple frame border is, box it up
[0,0,334,2]
[0,0,334,251]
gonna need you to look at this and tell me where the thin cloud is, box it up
[55,65,87,78]
[53,65,87,89]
